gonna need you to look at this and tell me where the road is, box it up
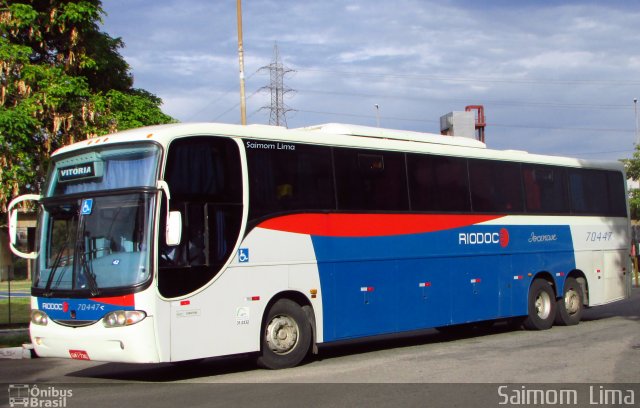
[1,288,639,407]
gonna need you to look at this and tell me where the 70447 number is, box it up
[585,231,613,242]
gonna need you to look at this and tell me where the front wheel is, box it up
[523,279,556,330]
[554,277,583,326]
[257,299,312,369]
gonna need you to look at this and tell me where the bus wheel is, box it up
[257,299,311,369]
[554,277,583,326]
[523,279,556,330]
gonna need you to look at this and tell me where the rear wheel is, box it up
[523,279,556,330]
[554,277,583,326]
[257,299,311,369]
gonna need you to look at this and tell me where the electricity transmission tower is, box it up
[260,44,295,127]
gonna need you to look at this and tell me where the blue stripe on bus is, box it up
[310,224,575,342]
[36,295,135,322]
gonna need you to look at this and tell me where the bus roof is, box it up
[51,122,624,172]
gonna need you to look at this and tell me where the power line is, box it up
[186,70,260,122]
[296,68,640,86]
[295,109,635,134]
[295,88,631,111]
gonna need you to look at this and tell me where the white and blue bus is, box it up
[8,122,631,369]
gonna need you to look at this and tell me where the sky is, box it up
[100,0,640,161]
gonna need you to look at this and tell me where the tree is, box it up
[0,0,175,213]
[621,145,640,220]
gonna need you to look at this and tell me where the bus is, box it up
[7,122,631,369]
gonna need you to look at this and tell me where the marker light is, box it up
[31,310,49,326]
[102,310,146,328]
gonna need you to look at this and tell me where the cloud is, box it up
[101,0,640,160]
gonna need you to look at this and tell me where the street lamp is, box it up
[374,104,380,127]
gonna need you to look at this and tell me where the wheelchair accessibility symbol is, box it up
[238,248,249,263]
[81,199,93,215]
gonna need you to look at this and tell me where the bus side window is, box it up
[159,136,242,298]
[334,148,409,211]
[246,142,335,221]
[407,154,471,212]
[469,160,523,213]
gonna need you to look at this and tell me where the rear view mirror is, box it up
[7,194,41,259]
[166,211,182,246]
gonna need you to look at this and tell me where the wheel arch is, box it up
[262,290,318,355]
[530,271,557,297]
[566,269,589,306]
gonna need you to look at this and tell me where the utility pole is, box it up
[236,0,247,125]
[634,98,638,146]
[260,44,295,127]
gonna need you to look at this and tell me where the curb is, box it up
[0,343,35,359]
[0,328,36,359]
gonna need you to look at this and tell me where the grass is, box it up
[0,332,30,348]
[0,279,31,327]
[0,279,31,293]
[0,297,31,325]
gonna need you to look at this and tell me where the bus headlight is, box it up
[31,310,49,326]
[102,310,147,328]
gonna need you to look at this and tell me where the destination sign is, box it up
[58,162,97,183]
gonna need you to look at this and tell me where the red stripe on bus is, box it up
[91,294,135,307]
[258,213,504,237]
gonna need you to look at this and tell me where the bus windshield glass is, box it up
[46,144,160,197]
[35,143,161,295]
[34,193,155,294]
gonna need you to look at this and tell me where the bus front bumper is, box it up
[30,316,160,363]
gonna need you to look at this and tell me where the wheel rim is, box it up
[265,314,299,355]
[564,288,580,315]
[534,290,552,319]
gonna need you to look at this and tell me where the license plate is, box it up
[69,349,91,360]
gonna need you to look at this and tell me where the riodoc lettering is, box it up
[459,228,510,248]
[459,232,500,245]
[40,303,63,311]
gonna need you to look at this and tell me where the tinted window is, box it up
[522,165,569,213]
[469,160,523,213]
[165,137,242,202]
[159,136,242,298]
[607,171,627,217]
[568,169,609,215]
[569,169,627,216]
[407,154,471,212]
[246,141,335,220]
[334,148,409,211]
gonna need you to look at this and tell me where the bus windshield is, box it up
[34,143,161,295]
[34,193,155,294]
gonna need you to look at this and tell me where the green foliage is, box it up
[0,0,175,213]
[621,145,640,220]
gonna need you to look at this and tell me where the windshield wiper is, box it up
[79,250,100,296]
[78,224,101,296]
[43,233,71,297]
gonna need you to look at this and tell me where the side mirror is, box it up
[165,211,182,246]
[157,180,181,246]
[7,194,41,259]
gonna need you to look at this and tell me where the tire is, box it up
[554,277,583,326]
[523,279,556,330]
[257,299,312,369]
